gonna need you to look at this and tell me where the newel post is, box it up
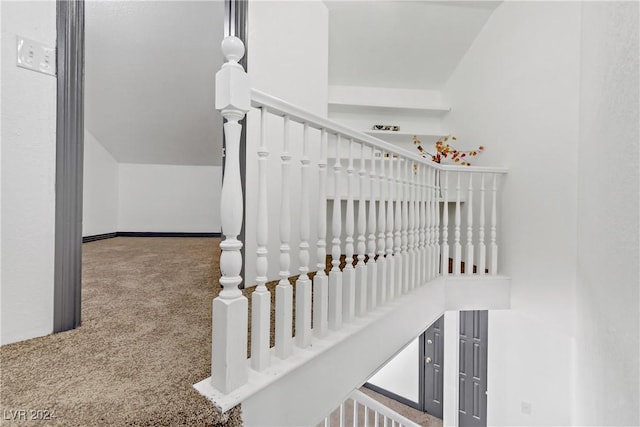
[211,36,250,394]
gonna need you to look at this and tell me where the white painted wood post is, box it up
[394,157,403,296]
[478,173,487,276]
[212,36,250,393]
[441,170,449,276]
[355,143,368,316]
[295,123,312,348]
[454,171,462,275]
[251,106,270,371]
[313,129,329,337]
[419,164,427,284]
[275,115,293,359]
[366,148,378,310]
[329,134,343,329]
[466,174,474,275]
[434,169,441,277]
[385,154,395,301]
[377,151,387,305]
[401,159,409,293]
[490,173,498,275]
[408,162,416,290]
[343,138,356,322]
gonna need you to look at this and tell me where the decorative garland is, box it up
[413,135,484,166]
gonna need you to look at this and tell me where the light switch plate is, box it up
[16,35,56,76]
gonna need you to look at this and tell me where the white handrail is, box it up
[251,88,508,174]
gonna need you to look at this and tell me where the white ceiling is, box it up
[85,1,225,166]
[327,1,500,89]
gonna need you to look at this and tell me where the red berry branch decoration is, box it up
[413,135,484,166]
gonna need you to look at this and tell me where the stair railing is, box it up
[205,36,507,399]
[320,389,421,427]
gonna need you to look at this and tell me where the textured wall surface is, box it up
[575,2,640,425]
[1,1,57,345]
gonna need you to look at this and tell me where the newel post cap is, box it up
[216,36,250,114]
[221,36,245,63]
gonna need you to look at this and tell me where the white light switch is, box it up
[16,36,56,76]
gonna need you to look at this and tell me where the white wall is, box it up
[368,337,420,404]
[0,1,57,345]
[83,130,118,236]
[245,0,328,286]
[442,2,581,425]
[118,163,221,233]
[574,2,639,425]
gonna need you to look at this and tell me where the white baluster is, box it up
[251,107,270,371]
[466,174,474,275]
[364,405,370,425]
[428,167,436,280]
[275,115,293,359]
[353,400,359,427]
[419,164,427,284]
[367,148,377,310]
[478,173,487,276]
[401,160,409,293]
[394,157,403,296]
[377,151,387,304]
[441,170,449,276]
[355,143,368,316]
[413,166,420,288]
[490,173,498,275]
[408,162,416,289]
[386,154,395,300]
[329,134,343,329]
[343,138,356,323]
[314,130,329,337]
[434,169,441,277]
[212,36,249,393]
[454,171,462,275]
[296,123,312,348]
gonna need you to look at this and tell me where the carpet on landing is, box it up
[0,237,241,426]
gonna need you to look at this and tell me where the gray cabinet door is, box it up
[421,315,445,418]
[459,310,488,427]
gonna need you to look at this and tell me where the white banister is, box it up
[386,155,395,301]
[329,134,343,329]
[251,106,270,371]
[355,143,367,316]
[441,170,449,276]
[296,123,312,348]
[314,129,329,338]
[478,173,487,276]
[490,173,498,275]
[203,35,510,409]
[343,138,356,323]
[211,36,250,393]
[454,171,462,275]
[394,157,403,296]
[366,147,377,310]
[377,151,387,305]
[275,115,293,359]
[466,174,474,275]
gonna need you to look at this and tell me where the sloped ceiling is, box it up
[85,1,225,166]
[327,1,500,89]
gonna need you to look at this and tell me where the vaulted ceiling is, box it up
[327,1,500,89]
[85,1,225,166]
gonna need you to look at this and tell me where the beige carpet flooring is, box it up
[1,237,241,426]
